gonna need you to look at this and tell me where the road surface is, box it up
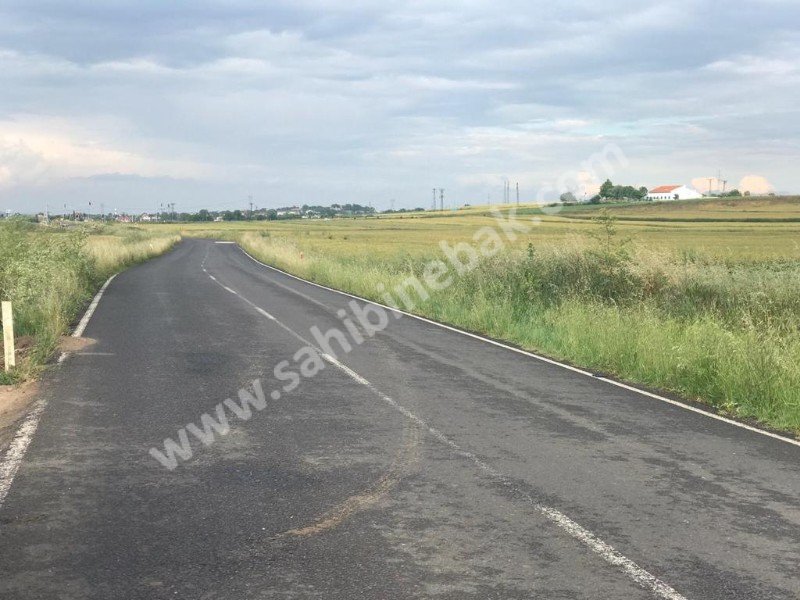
[0,239,798,599]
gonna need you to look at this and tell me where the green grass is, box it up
[156,199,800,435]
[0,221,179,380]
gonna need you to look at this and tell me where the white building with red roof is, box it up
[646,185,703,201]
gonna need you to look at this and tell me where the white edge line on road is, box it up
[238,246,800,449]
[202,267,688,600]
[73,274,118,338]
[1,273,118,508]
[0,397,48,506]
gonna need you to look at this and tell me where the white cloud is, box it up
[0,116,215,184]
[739,174,774,195]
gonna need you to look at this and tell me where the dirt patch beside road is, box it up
[0,337,95,453]
[0,382,39,453]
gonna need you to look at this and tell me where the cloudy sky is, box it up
[0,0,797,214]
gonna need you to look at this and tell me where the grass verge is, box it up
[0,221,179,382]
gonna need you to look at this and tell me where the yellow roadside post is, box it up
[2,301,14,371]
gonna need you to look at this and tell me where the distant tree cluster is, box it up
[599,179,649,201]
[382,207,426,214]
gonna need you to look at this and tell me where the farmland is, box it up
[163,196,800,434]
[173,196,800,261]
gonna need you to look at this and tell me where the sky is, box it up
[0,0,798,214]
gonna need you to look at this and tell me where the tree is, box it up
[559,191,577,203]
[599,179,614,198]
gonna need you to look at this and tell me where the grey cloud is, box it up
[0,0,798,212]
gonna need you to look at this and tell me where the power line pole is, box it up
[432,188,437,211]
[516,182,519,206]
[439,188,445,211]
[248,195,254,220]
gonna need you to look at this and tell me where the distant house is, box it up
[646,185,703,201]
[276,206,301,217]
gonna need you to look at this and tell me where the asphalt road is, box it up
[0,239,798,599]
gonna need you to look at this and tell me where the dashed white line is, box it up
[202,265,688,600]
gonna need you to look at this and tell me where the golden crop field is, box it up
[170,196,800,261]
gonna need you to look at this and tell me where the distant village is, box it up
[124,203,380,224]
[28,203,381,224]
[15,180,772,224]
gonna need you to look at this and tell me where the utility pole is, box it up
[516,182,519,206]
[100,203,105,221]
[248,195,254,220]
[439,188,445,211]
[432,188,437,211]
[707,178,713,197]
[390,198,395,212]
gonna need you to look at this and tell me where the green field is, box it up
[174,197,800,261]
[165,196,800,435]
